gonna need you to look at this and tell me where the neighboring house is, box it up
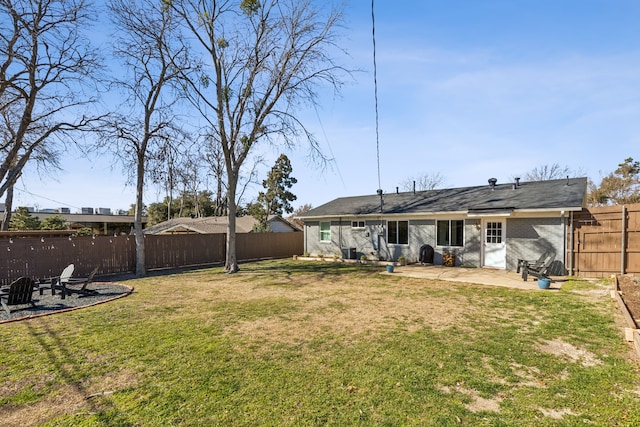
[297,177,588,273]
[2,210,146,236]
[143,215,300,235]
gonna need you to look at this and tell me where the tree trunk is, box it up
[225,171,239,273]
[135,153,146,277]
[1,184,14,231]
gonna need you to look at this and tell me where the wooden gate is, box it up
[571,204,640,277]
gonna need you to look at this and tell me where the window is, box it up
[436,220,464,246]
[485,221,503,244]
[351,220,365,229]
[388,220,409,244]
[320,221,331,242]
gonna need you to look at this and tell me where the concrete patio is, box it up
[389,264,565,291]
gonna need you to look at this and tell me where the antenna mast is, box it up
[371,0,383,212]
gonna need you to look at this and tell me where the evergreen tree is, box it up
[9,207,41,230]
[588,158,640,206]
[253,154,297,232]
[40,215,68,230]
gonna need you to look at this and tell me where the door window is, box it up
[485,221,503,244]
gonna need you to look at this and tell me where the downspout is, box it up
[339,217,343,254]
[304,222,308,254]
[569,211,574,276]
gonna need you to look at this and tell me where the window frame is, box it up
[351,220,365,229]
[436,219,465,247]
[387,220,409,245]
[320,221,331,242]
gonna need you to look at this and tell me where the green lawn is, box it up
[1,260,639,426]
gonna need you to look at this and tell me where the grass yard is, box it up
[1,259,639,426]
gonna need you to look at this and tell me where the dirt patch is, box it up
[619,275,640,326]
[538,339,602,367]
[439,384,502,413]
[534,406,577,419]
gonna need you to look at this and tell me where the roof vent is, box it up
[514,177,520,187]
[488,178,497,190]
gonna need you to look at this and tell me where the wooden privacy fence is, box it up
[0,232,303,284]
[571,204,640,278]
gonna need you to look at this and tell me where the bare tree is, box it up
[398,172,446,192]
[204,135,227,216]
[522,163,585,182]
[0,0,102,203]
[167,0,349,272]
[105,0,190,276]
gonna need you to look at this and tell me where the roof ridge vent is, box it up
[488,178,497,190]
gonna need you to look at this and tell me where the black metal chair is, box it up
[1,277,36,314]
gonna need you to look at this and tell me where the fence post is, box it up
[621,205,627,275]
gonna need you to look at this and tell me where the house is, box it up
[1,209,146,236]
[143,215,300,235]
[297,177,588,273]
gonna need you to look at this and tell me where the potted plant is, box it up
[398,256,406,266]
[537,277,551,289]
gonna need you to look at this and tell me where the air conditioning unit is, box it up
[58,207,71,214]
[97,208,111,215]
[81,207,94,214]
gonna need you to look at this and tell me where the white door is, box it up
[483,219,506,269]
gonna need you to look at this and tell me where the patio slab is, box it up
[389,264,564,291]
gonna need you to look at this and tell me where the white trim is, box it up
[299,207,582,222]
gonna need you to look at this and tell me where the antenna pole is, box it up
[371,0,382,200]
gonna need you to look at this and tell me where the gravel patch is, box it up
[0,282,133,323]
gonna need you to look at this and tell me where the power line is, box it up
[14,187,81,209]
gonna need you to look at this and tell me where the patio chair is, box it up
[39,264,74,299]
[1,277,36,315]
[521,253,555,281]
[66,266,100,295]
[517,251,550,274]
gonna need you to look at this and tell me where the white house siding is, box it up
[506,217,567,274]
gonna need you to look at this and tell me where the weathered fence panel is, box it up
[0,235,136,285]
[0,232,303,283]
[237,232,304,260]
[571,204,640,277]
[144,234,226,269]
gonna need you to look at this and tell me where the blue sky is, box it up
[14,0,640,212]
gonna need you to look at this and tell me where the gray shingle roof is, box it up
[299,177,587,218]
[144,215,298,234]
